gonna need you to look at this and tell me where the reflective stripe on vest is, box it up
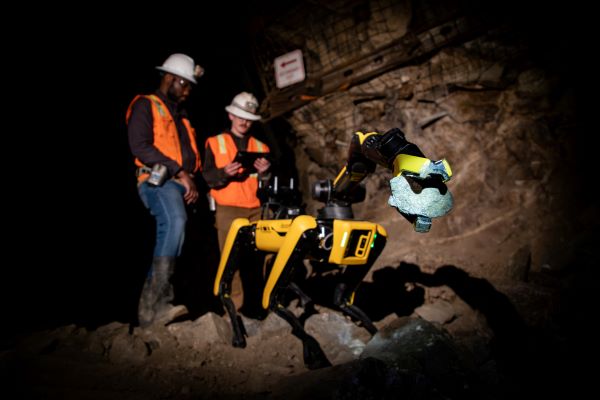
[126,95,201,181]
[206,133,269,208]
[216,134,228,154]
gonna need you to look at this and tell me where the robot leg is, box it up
[274,305,331,370]
[263,216,332,369]
[213,218,255,348]
[333,233,387,335]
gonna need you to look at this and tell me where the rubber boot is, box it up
[138,256,187,328]
[137,277,155,328]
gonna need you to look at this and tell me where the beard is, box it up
[167,83,186,104]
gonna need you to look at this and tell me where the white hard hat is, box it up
[225,92,261,121]
[156,53,204,84]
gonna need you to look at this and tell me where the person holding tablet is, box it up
[203,92,271,316]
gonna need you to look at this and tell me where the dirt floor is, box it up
[3,258,592,400]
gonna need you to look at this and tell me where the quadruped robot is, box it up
[213,128,454,369]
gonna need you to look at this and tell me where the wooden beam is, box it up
[260,16,486,121]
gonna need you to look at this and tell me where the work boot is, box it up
[154,304,189,325]
[138,276,156,328]
[138,256,183,328]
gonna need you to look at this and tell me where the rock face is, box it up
[268,0,585,284]
[250,5,588,397]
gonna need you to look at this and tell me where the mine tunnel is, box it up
[3,0,590,399]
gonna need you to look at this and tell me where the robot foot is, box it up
[231,315,247,348]
[302,335,332,370]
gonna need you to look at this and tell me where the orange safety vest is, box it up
[126,94,201,182]
[206,133,269,208]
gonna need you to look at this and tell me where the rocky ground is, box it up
[2,261,591,400]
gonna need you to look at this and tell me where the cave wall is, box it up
[264,0,581,283]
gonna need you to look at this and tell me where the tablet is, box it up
[234,151,271,168]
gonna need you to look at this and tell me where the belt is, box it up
[135,166,192,181]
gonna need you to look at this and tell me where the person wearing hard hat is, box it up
[126,53,205,328]
[203,92,271,317]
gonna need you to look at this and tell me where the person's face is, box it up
[167,75,192,103]
[229,114,253,136]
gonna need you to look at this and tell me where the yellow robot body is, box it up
[328,220,388,265]
[212,128,454,368]
[213,218,251,296]
[255,219,293,252]
[262,216,317,309]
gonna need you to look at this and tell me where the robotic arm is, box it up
[313,128,453,231]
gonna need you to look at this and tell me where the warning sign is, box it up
[274,49,305,89]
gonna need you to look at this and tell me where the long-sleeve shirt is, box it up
[128,91,197,177]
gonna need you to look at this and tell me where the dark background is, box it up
[4,5,275,339]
